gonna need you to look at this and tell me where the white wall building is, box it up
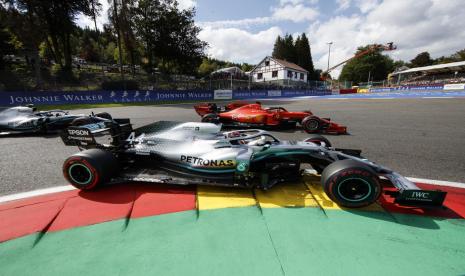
[250,56,308,83]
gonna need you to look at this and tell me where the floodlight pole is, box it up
[327,42,333,71]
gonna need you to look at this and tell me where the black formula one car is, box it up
[0,105,113,135]
[60,119,446,208]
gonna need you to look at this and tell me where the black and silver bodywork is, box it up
[61,119,446,208]
[0,105,84,134]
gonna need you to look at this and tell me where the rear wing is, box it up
[61,119,132,149]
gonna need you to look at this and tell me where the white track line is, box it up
[370,97,395,99]
[422,97,454,99]
[406,177,465,189]
[0,177,464,204]
[0,185,75,204]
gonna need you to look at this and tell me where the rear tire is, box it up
[201,113,220,124]
[63,149,119,190]
[321,159,381,208]
[302,116,321,133]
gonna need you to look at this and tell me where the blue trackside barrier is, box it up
[0,89,332,106]
[370,85,444,93]
[1,90,214,106]
[232,89,330,99]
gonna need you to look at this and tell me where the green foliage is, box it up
[410,52,433,67]
[101,79,139,90]
[131,0,207,74]
[272,33,317,80]
[295,33,317,80]
[104,42,117,63]
[393,60,406,69]
[339,45,394,83]
[433,49,465,65]
[0,27,16,69]
[198,58,219,77]
[197,57,254,78]
[77,28,101,62]
[241,63,254,72]
[272,34,296,63]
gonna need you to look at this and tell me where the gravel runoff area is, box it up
[0,97,464,196]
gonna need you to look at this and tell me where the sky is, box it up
[77,0,465,78]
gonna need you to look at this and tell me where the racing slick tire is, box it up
[321,159,381,208]
[63,149,119,190]
[304,134,332,148]
[201,113,220,124]
[301,116,321,133]
[95,112,112,120]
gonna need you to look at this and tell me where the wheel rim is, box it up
[306,120,319,130]
[68,163,93,185]
[337,177,372,202]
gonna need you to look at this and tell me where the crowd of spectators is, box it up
[399,71,465,86]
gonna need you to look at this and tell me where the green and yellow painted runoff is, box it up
[0,176,464,276]
[1,207,464,276]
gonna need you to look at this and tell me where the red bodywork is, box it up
[194,101,347,134]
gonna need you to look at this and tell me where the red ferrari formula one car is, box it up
[194,101,347,134]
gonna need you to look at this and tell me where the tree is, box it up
[272,35,284,59]
[197,58,218,77]
[4,0,100,75]
[1,2,46,85]
[0,13,15,69]
[78,28,100,62]
[283,34,296,63]
[272,33,297,63]
[109,0,139,75]
[295,33,317,80]
[241,63,253,72]
[393,60,406,69]
[451,49,465,61]
[339,45,394,84]
[410,52,432,67]
[131,0,207,74]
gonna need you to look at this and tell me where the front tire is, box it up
[63,149,119,190]
[321,159,381,208]
[302,116,321,133]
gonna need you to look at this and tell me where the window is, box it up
[265,60,270,66]
[287,70,293,78]
[300,73,304,80]
[257,73,263,79]
[272,71,278,78]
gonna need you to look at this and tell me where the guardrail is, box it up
[0,89,331,106]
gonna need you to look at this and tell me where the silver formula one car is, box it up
[0,105,85,134]
[60,119,446,208]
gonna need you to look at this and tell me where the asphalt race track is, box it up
[1,97,464,196]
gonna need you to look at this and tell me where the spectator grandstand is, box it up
[390,61,465,86]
